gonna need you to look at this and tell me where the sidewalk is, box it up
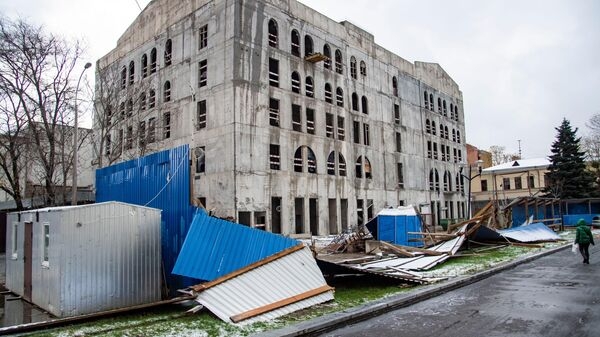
[254,243,571,337]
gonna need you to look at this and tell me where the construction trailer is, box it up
[5,201,162,317]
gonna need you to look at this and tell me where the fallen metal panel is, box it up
[194,246,333,325]
[498,222,561,242]
[172,210,299,281]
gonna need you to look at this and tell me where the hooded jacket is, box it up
[575,219,595,245]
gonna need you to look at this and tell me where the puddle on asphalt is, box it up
[0,292,55,328]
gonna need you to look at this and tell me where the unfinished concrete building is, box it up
[96,0,468,235]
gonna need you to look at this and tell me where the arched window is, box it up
[454,105,459,122]
[424,91,429,108]
[443,100,447,116]
[425,119,431,133]
[140,92,147,111]
[352,93,359,111]
[335,49,343,74]
[294,146,317,174]
[164,39,172,66]
[304,35,313,56]
[452,129,456,142]
[393,76,398,97]
[291,29,300,57]
[350,56,357,79]
[429,169,440,191]
[355,156,363,178]
[327,152,336,175]
[128,61,135,85]
[325,83,332,103]
[268,19,278,47]
[120,66,127,89]
[361,96,368,114]
[149,89,156,108]
[163,81,171,102]
[360,60,366,76]
[150,48,157,74]
[444,126,449,140]
[338,153,346,176]
[305,76,314,97]
[291,71,301,93]
[457,130,461,143]
[431,121,437,136]
[429,93,434,111]
[141,54,148,78]
[336,87,344,107]
[444,171,452,191]
[450,103,454,120]
[323,44,331,70]
[438,97,442,114]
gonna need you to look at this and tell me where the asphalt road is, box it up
[320,245,599,337]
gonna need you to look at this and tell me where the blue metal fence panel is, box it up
[405,215,424,247]
[172,209,299,281]
[95,145,198,292]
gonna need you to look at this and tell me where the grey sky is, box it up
[2,0,598,159]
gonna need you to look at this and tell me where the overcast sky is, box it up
[1,0,599,159]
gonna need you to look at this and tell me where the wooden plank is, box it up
[407,232,457,237]
[229,285,334,323]
[191,244,305,292]
[378,241,414,257]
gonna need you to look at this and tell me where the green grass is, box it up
[19,239,570,337]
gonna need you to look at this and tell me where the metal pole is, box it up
[72,62,92,206]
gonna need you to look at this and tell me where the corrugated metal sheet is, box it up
[498,222,561,242]
[5,202,161,317]
[172,210,299,281]
[95,145,198,292]
[194,246,334,325]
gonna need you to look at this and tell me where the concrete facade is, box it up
[96,0,468,235]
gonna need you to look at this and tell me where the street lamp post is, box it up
[460,160,483,219]
[72,62,92,206]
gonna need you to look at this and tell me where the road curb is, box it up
[254,243,570,337]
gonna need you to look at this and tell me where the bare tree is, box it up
[488,145,519,166]
[0,16,86,207]
[93,60,164,168]
[583,113,600,188]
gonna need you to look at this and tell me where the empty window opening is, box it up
[238,212,251,227]
[327,152,336,175]
[323,44,332,70]
[125,126,133,150]
[150,48,157,74]
[197,100,207,130]
[438,97,442,114]
[305,76,314,97]
[126,98,133,117]
[360,61,366,76]
[352,93,359,111]
[304,35,313,56]
[336,87,344,107]
[141,54,148,78]
[357,199,364,225]
[269,58,279,87]
[271,197,282,233]
[198,59,208,87]
[397,163,404,188]
[140,93,146,111]
[309,198,318,235]
[128,61,135,85]
[269,144,280,170]
[394,104,400,125]
[291,71,301,93]
[363,123,370,146]
[291,30,300,57]
[163,112,171,139]
[326,113,334,138]
[325,83,333,103]
[42,223,49,265]
[149,90,156,108]
[393,76,398,96]
[199,24,208,49]
[269,98,280,126]
[335,49,343,74]
[295,198,304,234]
[268,19,278,47]
[195,146,205,174]
[138,120,146,148]
[361,96,368,114]
[120,66,127,89]
[396,132,402,152]
[254,212,266,230]
[328,199,338,235]
[337,116,345,141]
[350,56,357,79]
[340,199,348,232]
[164,39,172,66]
[338,153,347,176]
[292,104,302,132]
[163,81,171,102]
[148,117,156,143]
[306,108,315,134]
[353,121,360,144]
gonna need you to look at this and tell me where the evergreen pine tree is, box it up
[544,118,596,198]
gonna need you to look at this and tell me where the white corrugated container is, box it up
[5,201,161,317]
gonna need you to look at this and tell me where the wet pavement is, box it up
[0,253,54,328]
[320,245,599,337]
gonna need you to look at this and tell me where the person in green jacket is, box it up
[575,219,595,264]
